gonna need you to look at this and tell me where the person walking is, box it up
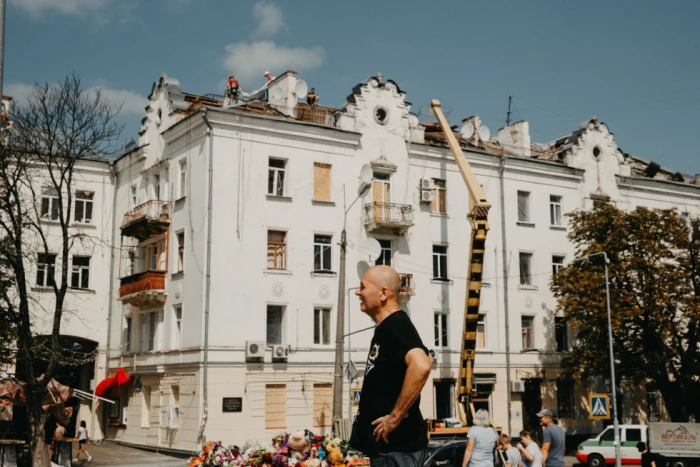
[537,409,565,467]
[498,434,522,467]
[74,420,92,463]
[517,431,542,467]
[350,265,432,467]
[461,409,498,467]
[637,442,662,467]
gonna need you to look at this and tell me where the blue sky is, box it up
[5,0,699,173]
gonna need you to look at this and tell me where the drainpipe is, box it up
[499,155,513,436]
[100,161,119,441]
[197,108,214,443]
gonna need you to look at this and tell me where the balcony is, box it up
[121,200,170,241]
[399,274,415,298]
[363,202,414,235]
[119,270,166,307]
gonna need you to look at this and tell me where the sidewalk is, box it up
[70,442,187,467]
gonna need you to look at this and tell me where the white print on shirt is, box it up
[366,343,380,376]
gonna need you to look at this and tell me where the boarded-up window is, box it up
[265,384,287,429]
[431,179,446,213]
[313,163,331,201]
[313,383,332,427]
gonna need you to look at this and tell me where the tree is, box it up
[551,202,700,422]
[0,74,122,466]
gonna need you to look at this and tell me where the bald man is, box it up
[350,265,432,467]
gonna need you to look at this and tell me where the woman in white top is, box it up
[517,430,542,467]
[74,420,92,463]
[462,409,499,467]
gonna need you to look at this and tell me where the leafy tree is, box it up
[551,202,700,422]
[0,74,122,466]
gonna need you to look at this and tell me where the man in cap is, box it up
[538,409,565,467]
[264,71,275,83]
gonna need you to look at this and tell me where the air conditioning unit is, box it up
[245,341,265,360]
[420,178,433,189]
[272,345,288,361]
[122,407,128,425]
[511,380,526,393]
[420,189,435,203]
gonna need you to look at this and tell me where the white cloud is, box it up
[4,82,146,118]
[9,0,111,17]
[223,41,324,83]
[253,1,285,38]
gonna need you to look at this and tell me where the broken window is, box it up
[519,252,533,286]
[517,191,531,223]
[432,179,446,214]
[41,187,60,221]
[266,305,284,345]
[74,191,94,224]
[434,313,448,348]
[267,230,287,270]
[268,158,286,196]
[313,163,331,202]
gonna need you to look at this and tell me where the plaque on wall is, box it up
[222,397,242,413]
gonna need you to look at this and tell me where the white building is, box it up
[17,72,698,451]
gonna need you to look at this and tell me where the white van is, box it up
[576,424,646,467]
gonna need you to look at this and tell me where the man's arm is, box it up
[541,442,550,465]
[517,444,534,462]
[372,348,431,442]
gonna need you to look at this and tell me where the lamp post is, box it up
[333,182,371,424]
[572,252,621,467]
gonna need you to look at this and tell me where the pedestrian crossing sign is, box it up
[589,394,610,420]
[352,388,361,407]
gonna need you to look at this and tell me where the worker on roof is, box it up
[264,71,275,83]
[226,75,239,98]
[306,88,320,106]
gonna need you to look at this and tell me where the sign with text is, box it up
[222,397,243,413]
[589,394,610,420]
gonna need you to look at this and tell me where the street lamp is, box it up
[572,252,621,467]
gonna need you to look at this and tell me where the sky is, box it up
[5,0,700,174]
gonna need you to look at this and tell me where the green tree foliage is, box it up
[551,203,700,422]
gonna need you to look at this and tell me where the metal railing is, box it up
[119,270,166,297]
[363,202,414,225]
[122,200,170,227]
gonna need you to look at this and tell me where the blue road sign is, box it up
[589,393,610,420]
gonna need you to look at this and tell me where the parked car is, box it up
[423,439,467,467]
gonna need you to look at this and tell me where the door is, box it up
[434,380,454,420]
[372,172,390,221]
[522,378,543,436]
[621,427,643,462]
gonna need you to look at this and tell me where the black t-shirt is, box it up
[641,451,660,467]
[351,310,429,455]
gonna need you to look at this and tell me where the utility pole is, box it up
[506,95,512,127]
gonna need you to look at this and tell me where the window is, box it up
[141,386,151,427]
[313,308,331,345]
[557,380,574,418]
[267,230,287,270]
[265,384,286,429]
[626,428,642,442]
[433,245,448,281]
[41,187,60,220]
[36,253,56,287]
[522,316,534,350]
[176,232,185,273]
[552,255,565,276]
[154,174,161,201]
[600,428,615,442]
[434,313,448,348]
[268,158,286,196]
[127,251,136,276]
[140,314,148,352]
[313,235,332,272]
[313,163,331,201]
[125,317,132,353]
[70,256,91,289]
[517,191,531,223]
[148,311,163,351]
[477,314,486,349]
[519,252,533,286]
[173,305,182,349]
[266,305,284,345]
[432,179,446,214]
[74,191,94,224]
[131,185,137,206]
[179,160,187,199]
[375,239,392,266]
[147,241,165,271]
[550,195,563,226]
[313,383,332,427]
[555,317,568,352]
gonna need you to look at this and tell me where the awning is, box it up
[95,368,130,398]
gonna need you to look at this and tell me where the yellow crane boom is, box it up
[430,100,491,427]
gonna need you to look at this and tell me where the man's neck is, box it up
[372,304,401,325]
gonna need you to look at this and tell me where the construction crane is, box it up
[429,99,491,435]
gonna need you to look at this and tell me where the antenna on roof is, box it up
[506,94,513,127]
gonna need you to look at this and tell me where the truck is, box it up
[576,423,700,467]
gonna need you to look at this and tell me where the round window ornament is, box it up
[593,146,602,160]
[374,107,389,125]
[319,285,330,299]
[272,282,284,297]
[174,284,182,299]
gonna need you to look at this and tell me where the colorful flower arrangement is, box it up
[189,430,370,467]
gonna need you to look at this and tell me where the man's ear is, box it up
[379,286,389,302]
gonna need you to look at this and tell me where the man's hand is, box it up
[371,413,403,443]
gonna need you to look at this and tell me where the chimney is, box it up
[497,121,531,157]
[266,70,300,117]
